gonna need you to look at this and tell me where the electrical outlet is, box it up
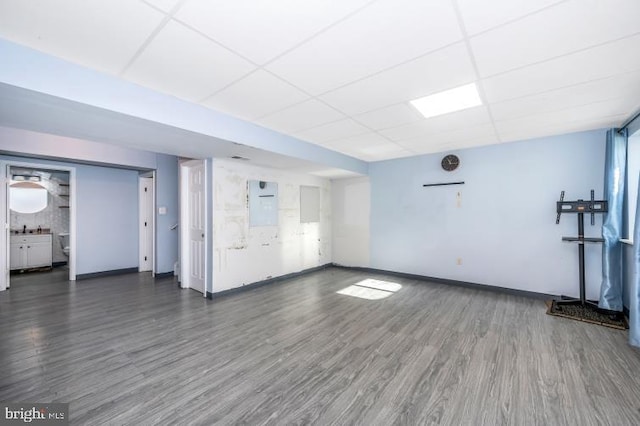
[456,258,462,265]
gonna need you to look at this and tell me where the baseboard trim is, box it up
[331,264,559,301]
[154,271,174,279]
[52,261,68,268]
[207,263,332,300]
[76,267,139,281]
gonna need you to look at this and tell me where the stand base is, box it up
[546,299,627,330]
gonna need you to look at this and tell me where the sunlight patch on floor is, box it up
[336,279,402,300]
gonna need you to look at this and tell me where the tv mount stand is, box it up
[554,190,606,309]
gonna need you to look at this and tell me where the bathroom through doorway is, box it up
[1,160,77,291]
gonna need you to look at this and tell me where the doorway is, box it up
[1,160,77,291]
[179,159,207,295]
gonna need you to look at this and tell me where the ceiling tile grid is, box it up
[0,0,639,165]
[293,118,371,145]
[264,0,464,95]
[318,42,477,116]
[142,0,182,14]
[0,0,166,74]
[256,99,346,134]
[123,20,257,102]
[324,132,412,161]
[469,0,640,78]
[201,70,310,121]
[174,0,375,65]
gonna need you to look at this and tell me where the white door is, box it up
[2,166,9,290]
[139,177,154,272]
[187,162,205,293]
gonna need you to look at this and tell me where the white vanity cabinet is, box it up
[10,234,52,270]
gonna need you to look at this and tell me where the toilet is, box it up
[58,232,70,256]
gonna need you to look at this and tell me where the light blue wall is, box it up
[76,164,139,274]
[1,154,139,274]
[370,129,607,298]
[1,128,180,276]
[0,126,157,169]
[155,154,179,274]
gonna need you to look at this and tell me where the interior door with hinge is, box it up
[139,177,153,272]
[188,162,205,294]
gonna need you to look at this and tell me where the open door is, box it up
[180,160,206,294]
[1,164,9,291]
[139,176,154,272]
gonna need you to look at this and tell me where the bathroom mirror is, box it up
[9,182,49,213]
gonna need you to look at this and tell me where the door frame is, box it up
[179,159,208,296]
[138,173,155,274]
[1,160,77,291]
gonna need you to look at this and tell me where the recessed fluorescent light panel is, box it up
[410,83,482,119]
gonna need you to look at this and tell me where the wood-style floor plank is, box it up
[1,267,640,425]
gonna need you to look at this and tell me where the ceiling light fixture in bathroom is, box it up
[12,174,41,182]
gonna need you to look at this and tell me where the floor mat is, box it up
[545,300,628,330]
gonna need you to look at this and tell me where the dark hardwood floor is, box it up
[1,267,639,425]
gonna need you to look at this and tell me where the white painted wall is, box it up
[332,176,370,267]
[212,160,331,292]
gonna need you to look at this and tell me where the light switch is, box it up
[158,207,167,215]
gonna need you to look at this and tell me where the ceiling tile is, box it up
[482,34,640,103]
[175,0,373,64]
[266,0,462,95]
[124,20,256,102]
[320,43,475,115]
[471,0,640,77]
[295,119,370,144]
[324,131,389,148]
[497,115,627,143]
[395,123,498,151]
[380,106,492,142]
[354,104,423,130]
[491,70,640,122]
[257,99,345,134]
[494,99,632,137]
[0,0,165,74]
[308,168,363,179]
[363,148,414,161]
[457,0,564,35]
[409,133,499,155]
[202,70,309,120]
[143,0,181,13]
[325,132,411,161]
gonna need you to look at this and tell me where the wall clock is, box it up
[441,154,460,171]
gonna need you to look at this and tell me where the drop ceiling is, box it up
[0,0,639,163]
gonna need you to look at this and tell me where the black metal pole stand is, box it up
[553,191,623,320]
[578,211,586,305]
[556,211,600,310]
[555,209,598,309]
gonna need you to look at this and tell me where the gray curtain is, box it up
[630,173,640,347]
[599,129,627,311]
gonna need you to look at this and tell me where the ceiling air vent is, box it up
[230,156,249,161]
